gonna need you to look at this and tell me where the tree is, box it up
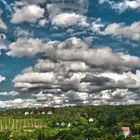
[37,133,47,140]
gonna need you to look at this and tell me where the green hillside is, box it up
[0,105,139,140]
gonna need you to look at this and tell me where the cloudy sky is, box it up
[0,0,140,108]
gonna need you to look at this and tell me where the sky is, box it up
[0,0,140,108]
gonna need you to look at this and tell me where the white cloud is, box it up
[47,1,89,27]
[0,98,43,109]
[91,18,105,33]
[7,37,88,57]
[99,70,140,88]
[34,59,89,72]
[7,38,45,57]
[9,37,140,71]
[65,91,88,101]
[51,12,89,28]
[1,0,140,107]
[95,88,138,105]
[45,43,140,71]
[11,5,45,23]
[0,75,5,83]
[101,22,140,41]
[13,72,56,84]
[99,0,140,13]
[38,19,48,27]
[0,91,19,96]
[11,37,140,105]
[0,87,138,109]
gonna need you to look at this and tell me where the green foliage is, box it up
[0,105,139,139]
[37,133,47,140]
[0,131,10,140]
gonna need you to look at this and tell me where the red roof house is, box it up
[121,127,131,137]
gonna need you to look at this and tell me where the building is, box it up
[121,127,131,137]
[55,122,60,126]
[30,111,34,115]
[61,122,66,126]
[89,118,94,122]
[41,111,45,115]
[24,111,29,115]
[47,110,53,115]
[67,123,71,127]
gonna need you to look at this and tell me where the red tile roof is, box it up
[121,127,130,132]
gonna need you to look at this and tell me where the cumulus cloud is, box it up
[32,88,140,106]
[11,5,45,23]
[91,18,105,33]
[1,0,140,107]
[44,41,140,72]
[8,37,140,71]
[0,75,5,82]
[7,38,45,57]
[98,70,140,88]
[47,0,89,27]
[38,19,48,27]
[14,72,56,84]
[92,88,139,105]
[11,37,140,105]
[0,88,139,109]
[101,22,140,41]
[51,12,89,28]
[11,0,89,27]
[34,59,90,73]
[0,98,43,109]
[7,37,87,57]
[99,0,140,13]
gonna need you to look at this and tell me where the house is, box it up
[30,111,34,115]
[121,127,131,137]
[24,111,29,115]
[61,122,66,126]
[41,111,45,115]
[47,110,53,115]
[67,123,71,127]
[55,122,60,126]
[89,118,94,122]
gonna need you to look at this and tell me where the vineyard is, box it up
[0,117,45,130]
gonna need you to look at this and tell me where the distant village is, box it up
[0,105,138,139]
[24,109,53,116]
[22,109,131,138]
